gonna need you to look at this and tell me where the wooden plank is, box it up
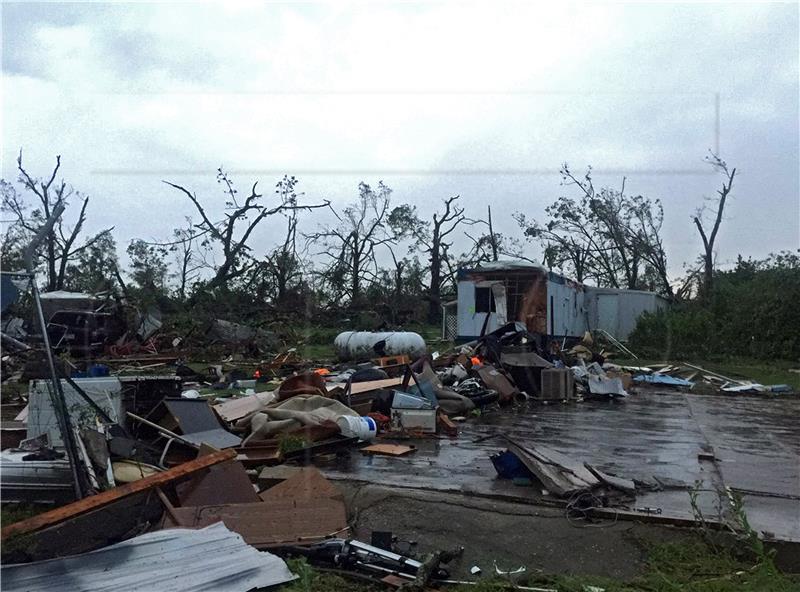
[326,377,403,395]
[504,438,598,496]
[213,394,266,423]
[360,444,416,456]
[1,449,236,541]
[584,464,635,493]
[156,487,184,526]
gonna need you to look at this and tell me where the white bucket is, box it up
[336,415,378,441]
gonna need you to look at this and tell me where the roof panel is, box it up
[1,523,296,592]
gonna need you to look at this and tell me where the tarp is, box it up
[634,374,694,387]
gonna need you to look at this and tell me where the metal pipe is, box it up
[24,202,85,499]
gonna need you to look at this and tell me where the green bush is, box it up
[630,252,800,360]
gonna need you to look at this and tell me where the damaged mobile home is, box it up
[449,260,667,342]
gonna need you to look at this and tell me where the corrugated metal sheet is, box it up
[1,523,296,592]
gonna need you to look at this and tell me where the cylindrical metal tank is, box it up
[334,331,427,361]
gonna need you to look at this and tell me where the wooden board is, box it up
[213,394,269,423]
[164,498,348,547]
[360,444,416,456]
[176,460,260,506]
[326,377,403,395]
[1,449,236,541]
[505,438,598,496]
[259,466,342,502]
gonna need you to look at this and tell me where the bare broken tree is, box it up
[170,217,206,301]
[396,196,471,323]
[307,181,399,307]
[515,163,673,296]
[164,169,330,295]
[2,151,113,290]
[246,175,310,307]
[693,152,736,301]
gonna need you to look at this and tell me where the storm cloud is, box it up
[2,1,797,275]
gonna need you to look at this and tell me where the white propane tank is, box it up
[334,331,426,361]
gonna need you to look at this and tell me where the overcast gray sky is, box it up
[2,1,798,278]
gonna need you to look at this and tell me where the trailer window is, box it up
[475,287,496,313]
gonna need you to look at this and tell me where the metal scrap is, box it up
[0,523,296,592]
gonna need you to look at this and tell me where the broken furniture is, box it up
[141,398,242,455]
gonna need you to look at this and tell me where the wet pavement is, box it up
[321,390,800,542]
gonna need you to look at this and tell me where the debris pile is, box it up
[1,285,795,589]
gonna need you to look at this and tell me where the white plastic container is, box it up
[336,415,378,440]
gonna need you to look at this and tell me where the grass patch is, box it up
[278,537,799,592]
[613,356,800,391]
[294,326,340,361]
[282,558,377,592]
[1,504,47,527]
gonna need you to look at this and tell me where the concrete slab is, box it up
[320,390,800,542]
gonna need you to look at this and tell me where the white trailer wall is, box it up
[545,278,587,338]
[585,288,667,340]
[457,280,506,338]
[27,378,123,447]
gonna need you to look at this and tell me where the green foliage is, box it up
[630,251,800,360]
[282,558,375,592]
[63,230,119,294]
[277,434,308,454]
[0,504,45,526]
[127,239,169,299]
[515,163,672,296]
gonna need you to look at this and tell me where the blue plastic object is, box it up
[633,373,693,387]
[88,364,110,377]
[491,450,534,480]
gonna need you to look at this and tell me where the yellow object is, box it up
[112,460,162,483]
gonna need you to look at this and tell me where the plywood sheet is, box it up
[360,444,416,456]
[259,466,342,502]
[177,460,259,507]
[166,498,348,547]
